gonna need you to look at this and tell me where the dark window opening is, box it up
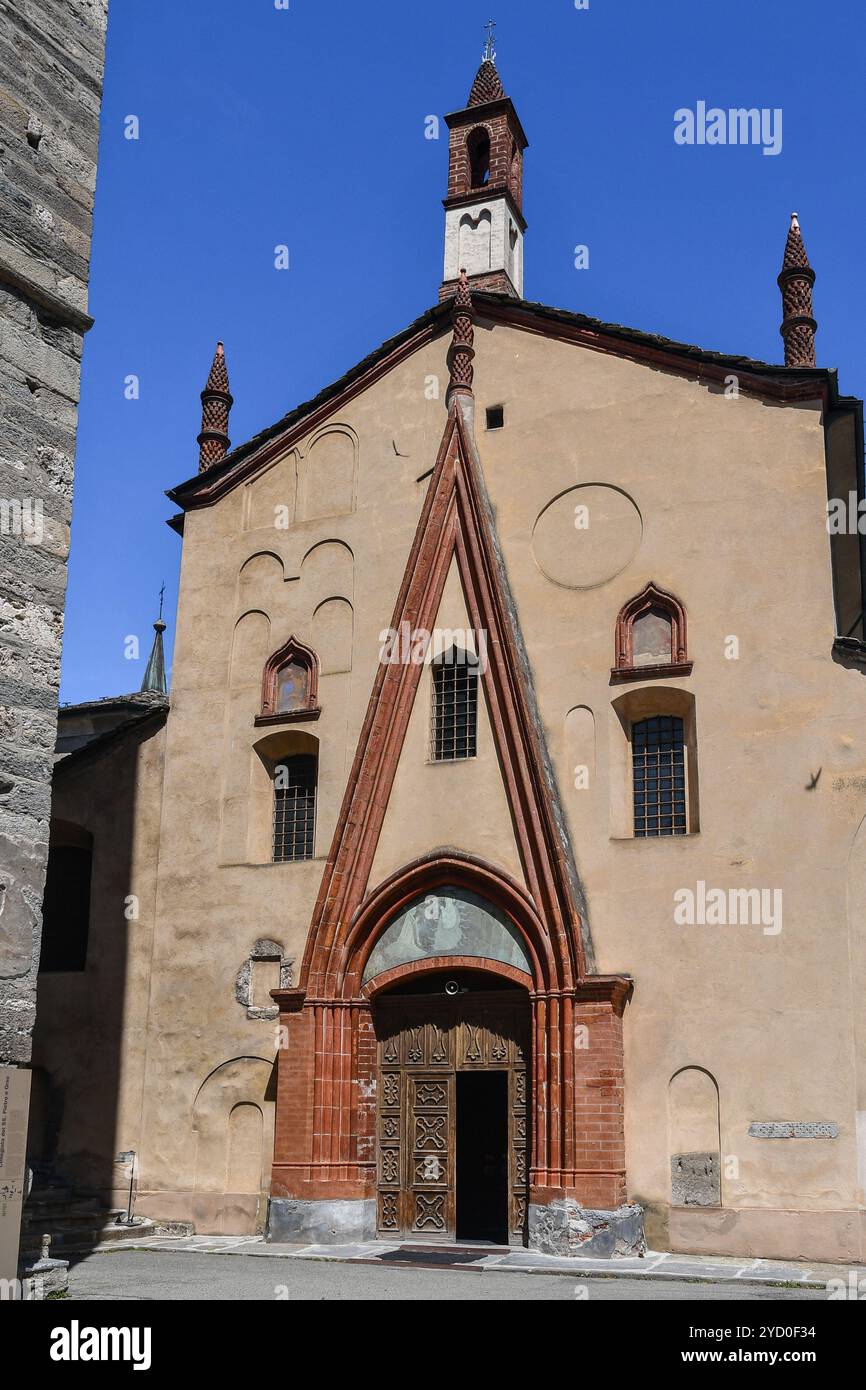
[39,844,92,972]
[467,128,491,188]
[273,753,317,862]
[632,715,687,837]
[456,1071,508,1244]
[432,648,478,761]
[485,404,505,430]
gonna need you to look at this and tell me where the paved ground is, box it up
[68,1231,849,1290]
[67,1249,829,1301]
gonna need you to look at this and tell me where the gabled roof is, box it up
[166,292,853,529]
[55,693,169,765]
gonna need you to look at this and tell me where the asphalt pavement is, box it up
[66,1249,829,1301]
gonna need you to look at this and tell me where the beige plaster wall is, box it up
[132,338,455,1211]
[370,554,526,889]
[471,321,866,1252]
[32,718,167,1207]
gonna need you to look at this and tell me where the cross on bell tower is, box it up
[439,27,528,301]
[482,19,496,62]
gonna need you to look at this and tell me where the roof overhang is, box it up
[166,293,859,525]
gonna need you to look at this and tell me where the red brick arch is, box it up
[360,955,532,1000]
[342,852,548,998]
[272,851,631,1212]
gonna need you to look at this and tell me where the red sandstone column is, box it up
[530,980,630,1211]
[270,989,314,1198]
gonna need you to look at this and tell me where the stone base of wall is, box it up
[528,1200,646,1258]
[133,1190,264,1237]
[19,1254,68,1299]
[670,1205,866,1266]
[267,1197,376,1245]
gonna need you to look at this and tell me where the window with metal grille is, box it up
[432,648,478,761]
[273,753,317,862]
[632,715,687,837]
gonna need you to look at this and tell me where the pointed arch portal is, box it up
[269,393,633,1248]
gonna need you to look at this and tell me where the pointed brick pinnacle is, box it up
[778,211,817,368]
[207,341,229,391]
[447,268,475,402]
[198,339,233,472]
[782,211,810,270]
[468,58,505,106]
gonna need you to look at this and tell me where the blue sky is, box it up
[62,0,866,703]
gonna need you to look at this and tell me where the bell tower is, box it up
[440,25,528,301]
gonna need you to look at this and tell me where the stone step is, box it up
[95,1219,159,1243]
[22,1220,101,1243]
[23,1200,102,1223]
[25,1194,100,1209]
[20,1218,159,1256]
[26,1184,74,1203]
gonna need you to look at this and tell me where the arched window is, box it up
[508,139,521,196]
[258,636,320,724]
[467,127,491,188]
[612,582,691,681]
[273,752,317,862]
[431,646,479,761]
[632,715,687,837]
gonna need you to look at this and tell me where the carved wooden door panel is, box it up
[375,992,529,1244]
[407,1074,453,1237]
[509,1055,528,1240]
[376,1061,403,1236]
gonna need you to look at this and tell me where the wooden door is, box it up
[375,990,529,1243]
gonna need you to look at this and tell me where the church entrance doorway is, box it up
[456,1070,508,1243]
[373,971,529,1245]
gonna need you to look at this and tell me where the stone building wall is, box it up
[0,0,108,1072]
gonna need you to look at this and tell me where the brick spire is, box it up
[778,213,817,367]
[446,269,475,405]
[468,58,505,107]
[197,341,233,471]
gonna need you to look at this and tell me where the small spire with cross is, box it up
[482,19,496,64]
[141,583,168,695]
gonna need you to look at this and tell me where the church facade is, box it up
[31,55,866,1263]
